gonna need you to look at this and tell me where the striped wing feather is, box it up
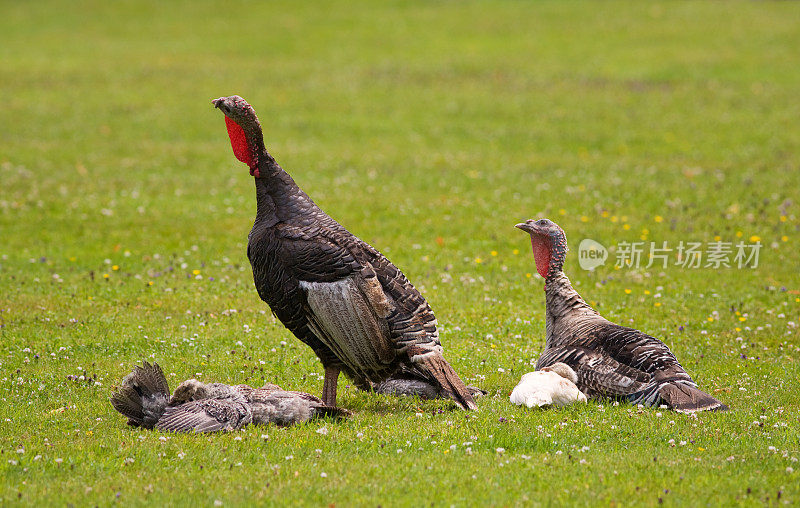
[156,399,251,433]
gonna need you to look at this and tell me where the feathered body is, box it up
[213,95,475,410]
[159,380,349,432]
[516,219,728,413]
[372,364,488,400]
[110,363,348,433]
[510,362,587,408]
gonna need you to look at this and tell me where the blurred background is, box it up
[3,1,797,260]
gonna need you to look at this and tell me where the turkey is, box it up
[110,363,349,433]
[510,362,587,408]
[212,95,476,410]
[515,218,728,413]
[162,380,349,431]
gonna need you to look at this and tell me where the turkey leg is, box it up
[322,367,340,406]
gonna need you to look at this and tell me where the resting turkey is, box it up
[515,218,728,413]
[212,95,476,410]
[110,362,348,432]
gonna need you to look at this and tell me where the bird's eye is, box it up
[537,219,549,225]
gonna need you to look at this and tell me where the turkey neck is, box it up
[253,157,316,227]
[544,271,597,346]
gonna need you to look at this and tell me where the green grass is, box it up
[1,0,799,505]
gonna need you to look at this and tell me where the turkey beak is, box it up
[515,222,536,235]
[212,97,225,109]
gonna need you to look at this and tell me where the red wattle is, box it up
[531,235,551,278]
[225,116,256,169]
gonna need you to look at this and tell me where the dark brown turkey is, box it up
[212,95,476,410]
[516,218,728,413]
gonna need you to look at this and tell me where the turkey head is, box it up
[515,218,568,279]
[213,95,266,177]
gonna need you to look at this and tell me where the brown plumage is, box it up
[516,218,728,413]
[212,95,476,410]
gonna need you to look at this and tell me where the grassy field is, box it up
[1,0,799,505]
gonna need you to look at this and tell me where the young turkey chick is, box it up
[111,365,348,433]
[510,362,588,408]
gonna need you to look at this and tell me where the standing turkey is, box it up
[212,95,476,410]
[515,218,728,413]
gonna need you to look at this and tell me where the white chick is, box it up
[510,362,587,408]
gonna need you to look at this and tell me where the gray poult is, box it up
[110,363,349,433]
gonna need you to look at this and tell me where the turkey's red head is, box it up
[515,218,568,280]
[213,95,265,177]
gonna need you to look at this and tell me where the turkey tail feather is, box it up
[658,382,729,413]
[407,347,477,410]
[110,362,171,428]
